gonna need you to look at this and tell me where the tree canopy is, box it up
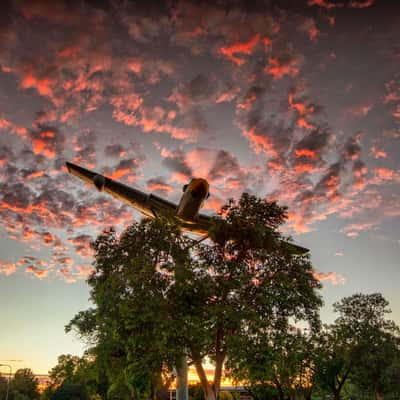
[67,193,322,400]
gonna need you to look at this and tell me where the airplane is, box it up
[66,161,308,255]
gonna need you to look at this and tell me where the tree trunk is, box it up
[192,356,217,400]
[212,350,225,400]
[333,391,341,400]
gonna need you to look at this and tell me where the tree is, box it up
[314,293,400,400]
[50,383,89,400]
[48,355,81,386]
[0,375,9,400]
[44,353,102,400]
[228,328,317,400]
[10,369,39,400]
[67,194,322,400]
[351,328,400,399]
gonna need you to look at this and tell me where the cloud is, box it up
[161,148,193,182]
[341,220,379,237]
[0,259,16,276]
[29,126,65,159]
[68,234,94,258]
[59,267,76,283]
[0,0,398,283]
[219,34,261,66]
[146,178,174,196]
[308,0,375,8]
[314,271,346,286]
[265,52,301,80]
[25,265,49,279]
[370,146,387,159]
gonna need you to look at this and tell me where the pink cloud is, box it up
[219,34,261,66]
[26,265,49,279]
[341,221,378,237]
[314,271,346,286]
[370,146,387,159]
[59,267,76,283]
[265,55,300,79]
[0,260,16,276]
[76,265,94,279]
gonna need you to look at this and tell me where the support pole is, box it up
[176,354,188,400]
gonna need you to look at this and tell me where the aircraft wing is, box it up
[281,241,309,255]
[179,212,212,235]
[186,213,309,255]
[66,162,309,254]
[66,162,177,218]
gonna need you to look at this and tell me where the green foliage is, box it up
[44,352,103,400]
[10,369,39,400]
[314,293,400,400]
[228,328,317,400]
[13,393,31,400]
[67,193,323,400]
[50,383,88,400]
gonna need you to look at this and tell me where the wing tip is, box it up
[65,161,74,173]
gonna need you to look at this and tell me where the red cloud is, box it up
[308,0,339,9]
[243,127,278,157]
[219,34,260,66]
[147,180,174,194]
[26,265,49,279]
[308,0,374,8]
[372,167,399,184]
[20,71,54,98]
[370,146,387,159]
[265,56,300,79]
[288,93,316,129]
[30,128,64,159]
[294,148,318,159]
[108,168,131,180]
[76,265,94,278]
[313,271,346,286]
[215,87,240,103]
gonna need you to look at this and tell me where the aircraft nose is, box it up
[191,179,209,198]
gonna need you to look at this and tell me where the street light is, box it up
[0,364,12,400]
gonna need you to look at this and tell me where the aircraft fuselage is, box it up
[176,178,210,223]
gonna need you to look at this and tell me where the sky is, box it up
[0,0,399,375]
